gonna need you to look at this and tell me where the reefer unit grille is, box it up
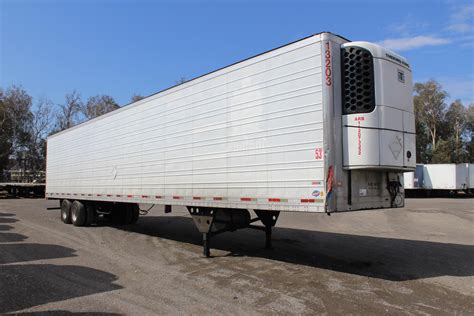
[341,46,375,114]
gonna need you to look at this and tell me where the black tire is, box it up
[84,203,96,226]
[71,200,86,226]
[61,199,72,224]
[124,204,139,224]
[122,204,134,224]
[130,204,139,224]
[110,204,125,224]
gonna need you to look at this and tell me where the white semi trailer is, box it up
[46,32,415,256]
[422,163,470,192]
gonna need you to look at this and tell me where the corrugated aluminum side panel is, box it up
[423,164,457,189]
[46,35,326,212]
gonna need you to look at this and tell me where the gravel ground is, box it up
[0,197,473,315]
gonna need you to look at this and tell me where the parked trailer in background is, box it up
[404,172,415,189]
[469,164,474,193]
[403,164,426,197]
[46,32,415,256]
[0,182,45,197]
[422,164,470,194]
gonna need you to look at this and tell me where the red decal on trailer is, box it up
[193,197,202,200]
[357,121,362,156]
[173,196,181,200]
[213,197,222,201]
[301,199,315,203]
[314,147,324,160]
[240,197,253,201]
[155,196,162,199]
[97,194,102,197]
[107,194,112,197]
[324,42,332,86]
[268,198,281,202]
[127,195,133,198]
[141,195,149,198]
[326,166,334,198]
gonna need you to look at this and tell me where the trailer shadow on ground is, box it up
[15,312,122,316]
[115,215,474,282]
[0,212,122,314]
[0,217,19,224]
[0,224,14,231]
[0,264,123,313]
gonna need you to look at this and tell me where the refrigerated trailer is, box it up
[404,164,473,196]
[403,164,424,196]
[46,32,415,256]
[423,164,470,193]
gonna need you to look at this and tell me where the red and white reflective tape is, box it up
[46,193,323,205]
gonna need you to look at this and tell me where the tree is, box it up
[431,139,452,163]
[55,90,82,132]
[414,97,432,163]
[465,104,474,162]
[26,98,54,174]
[0,86,33,177]
[131,94,145,103]
[82,95,119,119]
[444,100,468,162]
[413,80,448,162]
[0,87,10,177]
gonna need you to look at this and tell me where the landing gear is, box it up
[187,207,280,257]
[188,207,215,257]
[254,210,280,250]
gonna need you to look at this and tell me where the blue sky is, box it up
[1,0,473,107]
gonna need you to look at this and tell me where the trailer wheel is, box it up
[110,204,126,224]
[84,203,96,226]
[61,199,72,224]
[128,204,139,224]
[71,200,86,226]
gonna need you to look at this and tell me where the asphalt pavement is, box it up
[0,197,473,315]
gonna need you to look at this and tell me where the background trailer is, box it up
[46,32,415,256]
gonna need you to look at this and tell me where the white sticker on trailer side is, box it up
[46,34,335,212]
